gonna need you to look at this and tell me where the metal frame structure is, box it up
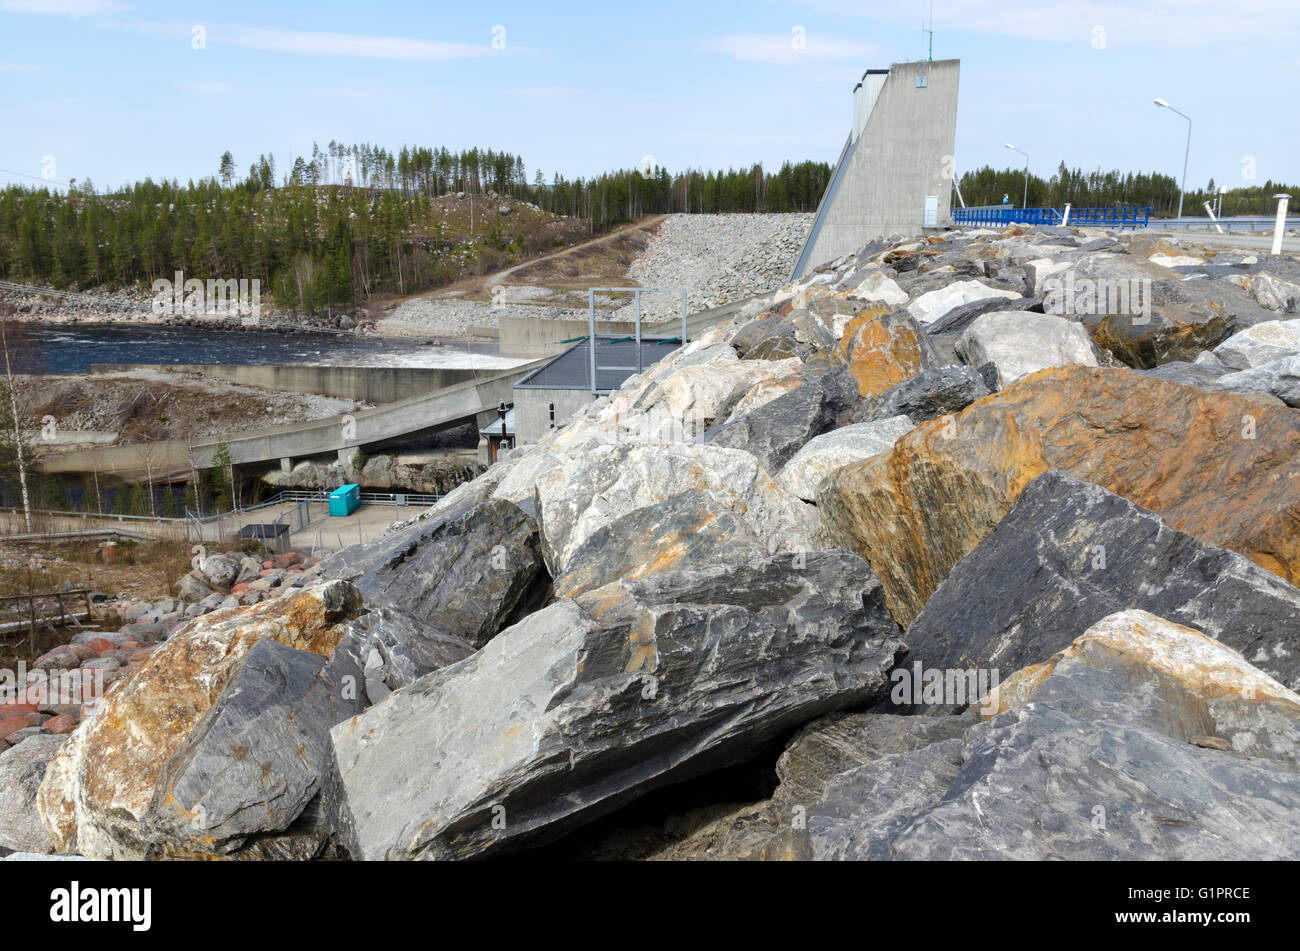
[586,287,689,396]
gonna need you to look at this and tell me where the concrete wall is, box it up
[796,59,960,275]
[498,316,636,358]
[90,363,481,404]
[516,388,594,444]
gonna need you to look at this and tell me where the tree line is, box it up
[958,162,1299,217]
[0,143,831,315]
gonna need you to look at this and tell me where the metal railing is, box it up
[4,488,442,528]
[952,206,1152,230]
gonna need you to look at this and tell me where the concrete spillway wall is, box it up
[89,363,483,404]
[794,59,960,278]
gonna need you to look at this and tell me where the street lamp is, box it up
[1154,97,1191,221]
[1005,143,1029,209]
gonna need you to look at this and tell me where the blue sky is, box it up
[1,0,1297,195]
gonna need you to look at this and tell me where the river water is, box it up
[23,323,525,375]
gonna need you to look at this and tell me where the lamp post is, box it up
[1005,143,1029,209]
[1154,97,1191,221]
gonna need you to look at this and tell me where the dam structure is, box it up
[792,58,960,279]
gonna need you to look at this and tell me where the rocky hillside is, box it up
[621,212,813,318]
[5,223,1300,861]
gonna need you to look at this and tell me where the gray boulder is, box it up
[328,551,904,861]
[801,611,1300,860]
[903,470,1300,697]
[320,495,547,650]
[143,638,360,860]
[1213,319,1300,369]
[197,553,241,592]
[0,735,68,854]
[699,366,863,473]
[553,490,768,599]
[777,417,914,502]
[1216,354,1300,407]
[849,364,990,424]
[956,310,1101,384]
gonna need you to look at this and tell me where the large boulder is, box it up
[340,604,476,702]
[535,441,821,577]
[36,581,363,860]
[848,364,991,424]
[328,551,904,860]
[955,310,1101,385]
[0,735,68,854]
[777,416,914,502]
[196,553,241,592]
[1214,319,1300,369]
[1216,354,1300,407]
[839,307,940,397]
[699,366,863,473]
[141,639,345,859]
[797,611,1300,860]
[904,470,1300,696]
[319,495,547,650]
[906,279,1020,327]
[816,366,1300,625]
[1082,301,1236,369]
[552,490,767,599]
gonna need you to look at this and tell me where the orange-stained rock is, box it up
[840,307,936,398]
[36,580,362,859]
[85,638,115,655]
[817,365,1300,626]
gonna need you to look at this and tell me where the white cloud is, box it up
[0,0,126,14]
[701,32,883,65]
[791,0,1299,48]
[232,27,491,61]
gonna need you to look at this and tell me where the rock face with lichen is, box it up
[36,582,363,860]
[817,364,1300,626]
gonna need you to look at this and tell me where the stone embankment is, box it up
[5,223,1300,861]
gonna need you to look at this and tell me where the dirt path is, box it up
[433,215,667,303]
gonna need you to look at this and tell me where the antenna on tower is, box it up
[922,0,934,61]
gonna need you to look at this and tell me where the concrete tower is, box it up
[792,59,960,279]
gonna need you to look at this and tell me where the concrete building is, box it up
[792,59,960,279]
[512,335,683,444]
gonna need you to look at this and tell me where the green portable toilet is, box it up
[329,483,361,517]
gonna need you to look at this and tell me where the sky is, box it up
[1,0,1297,195]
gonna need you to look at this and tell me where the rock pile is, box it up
[6,221,1300,862]
[622,213,814,318]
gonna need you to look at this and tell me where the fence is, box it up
[952,206,1151,230]
[1,488,442,546]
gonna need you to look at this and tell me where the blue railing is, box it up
[952,206,1151,230]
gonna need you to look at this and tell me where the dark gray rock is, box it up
[700,366,863,473]
[801,613,1300,860]
[924,293,1035,335]
[903,469,1300,698]
[320,495,548,649]
[329,551,904,861]
[0,734,67,854]
[850,364,990,424]
[1142,360,1229,389]
[339,604,476,702]
[143,639,348,859]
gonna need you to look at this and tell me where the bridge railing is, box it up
[952,206,1151,230]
